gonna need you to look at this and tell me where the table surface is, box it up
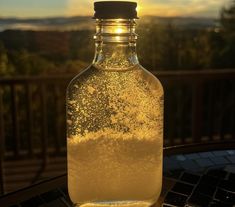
[1,149,235,207]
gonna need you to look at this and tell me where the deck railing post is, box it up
[55,85,62,154]
[11,85,20,157]
[192,81,203,143]
[0,88,5,195]
[26,83,33,156]
[40,83,48,160]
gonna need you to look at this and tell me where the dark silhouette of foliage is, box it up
[221,0,235,32]
[218,0,235,67]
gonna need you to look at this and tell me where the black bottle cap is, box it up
[94,1,138,19]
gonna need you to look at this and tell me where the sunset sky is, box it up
[0,0,232,18]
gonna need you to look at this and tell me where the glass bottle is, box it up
[66,1,163,207]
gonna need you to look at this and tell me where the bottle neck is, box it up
[93,19,139,70]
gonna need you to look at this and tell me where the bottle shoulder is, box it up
[67,64,164,96]
[67,65,90,85]
[137,64,164,95]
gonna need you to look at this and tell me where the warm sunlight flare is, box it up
[115,19,123,22]
[115,36,121,41]
[136,5,141,13]
[115,27,124,34]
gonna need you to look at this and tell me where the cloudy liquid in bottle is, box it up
[67,66,163,206]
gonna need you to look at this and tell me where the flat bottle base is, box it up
[75,200,154,207]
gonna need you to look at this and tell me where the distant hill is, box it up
[0,16,217,32]
[140,16,217,29]
[0,16,94,31]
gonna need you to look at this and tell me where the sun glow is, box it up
[136,5,141,14]
[115,27,124,34]
[115,36,121,41]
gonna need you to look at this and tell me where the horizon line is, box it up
[0,15,219,20]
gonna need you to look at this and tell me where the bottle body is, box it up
[67,64,163,206]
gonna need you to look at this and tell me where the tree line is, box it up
[0,0,234,76]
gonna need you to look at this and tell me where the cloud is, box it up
[138,0,231,17]
[66,0,93,16]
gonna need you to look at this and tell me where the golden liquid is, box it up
[68,131,162,206]
[67,65,163,206]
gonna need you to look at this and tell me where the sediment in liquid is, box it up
[68,129,162,205]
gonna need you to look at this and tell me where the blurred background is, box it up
[0,0,234,195]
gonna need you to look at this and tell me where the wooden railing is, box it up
[0,69,235,194]
[156,69,235,146]
[0,69,234,158]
